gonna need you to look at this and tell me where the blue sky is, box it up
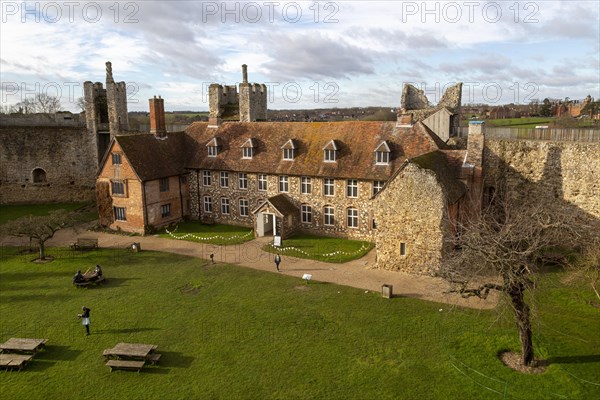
[1,1,599,112]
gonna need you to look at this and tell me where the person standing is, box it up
[274,254,281,272]
[78,306,91,336]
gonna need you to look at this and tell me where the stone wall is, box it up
[484,139,600,241]
[239,83,267,122]
[0,112,84,127]
[374,163,450,274]
[189,169,379,240]
[0,126,97,204]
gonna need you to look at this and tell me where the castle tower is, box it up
[105,61,129,138]
[149,95,166,138]
[239,65,267,122]
[83,81,109,164]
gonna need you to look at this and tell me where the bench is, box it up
[147,353,161,365]
[71,238,99,251]
[0,354,33,371]
[106,359,145,373]
[74,276,105,288]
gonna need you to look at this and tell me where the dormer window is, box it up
[207,137,220,157]
[375,141,391,165]
[241,138,255,159]
[323,140,338,162]
[281,139,296,161]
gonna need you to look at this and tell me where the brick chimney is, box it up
[149,95,166,138]
[242,64,248,84]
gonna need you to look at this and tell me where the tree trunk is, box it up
[508,282,534,366]
[39,240,46,260]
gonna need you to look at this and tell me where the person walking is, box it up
[78,306,91,336]
[274,254,281,272]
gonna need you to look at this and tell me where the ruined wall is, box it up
[0,112,84,127]
[0,126,97,204]
[239,83,267,122]
[105,62,129,137]
[374,164,450,274]
[189,170,378,240]
[484,139,600,241]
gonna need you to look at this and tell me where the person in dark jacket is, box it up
[72,270,84,284]
[78,306,91,336]
[274,254,281,272]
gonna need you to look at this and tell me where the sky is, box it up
[1,0,599,112]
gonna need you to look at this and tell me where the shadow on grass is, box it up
[141,367,171,374]
[93,327,161,335]
[390,293,423,299]
[159,351,195,368]
[27,360,58,372]
[546,355,600,364]
[37,345,82,361]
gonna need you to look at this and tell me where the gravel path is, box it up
[1,225,498,310]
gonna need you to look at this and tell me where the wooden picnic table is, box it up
[0,353,33,371]
[105,343,157,359]
[0,338,48,354]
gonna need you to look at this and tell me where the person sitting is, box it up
[94,265,103,277]
[72,270,84,284]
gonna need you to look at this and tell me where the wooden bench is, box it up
[106,359,145,373]
[0,354,33,371]
[74,276,105,288]
[147,353,161,365]
[71,238,99,251]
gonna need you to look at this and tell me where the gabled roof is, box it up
[375,141,391,152]
[281,139,296,149]
[186,121,444,180]
[252,194,298,216]
[241,138,256,148]
[322,139,339,151]
[207,137,220,147]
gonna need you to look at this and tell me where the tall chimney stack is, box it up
[149,95,166,138]
[242,64,248,84]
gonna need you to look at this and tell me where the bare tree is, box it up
[565,241,600,303]
[34,93,61,113]
[440,195,577,366]
[1,210,85,261]
[76,96,86,112]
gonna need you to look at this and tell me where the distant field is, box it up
[485,117,554,127]
[0,203,94,225]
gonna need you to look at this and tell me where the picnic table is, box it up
[103,343,161,372]
[0,354,33,371]
[0,338,48,354]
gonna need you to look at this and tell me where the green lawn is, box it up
[486,117,554,128]
[158,222,254,245]
[262,234,374,263]
[0,247,598,399]
[0,203,96,225]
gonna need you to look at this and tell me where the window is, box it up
[111,180,125,196]
[373,180,385,196]
[203,196,212,213]
[220,171,229,188]
[324,206,335,226]
[301,205,312,223]
[32,168,47,183]
[347,208,358,228]
[400,242,407,256]
[324,149,336,162]
[258,174,268,191]
[283,148,295,160]
[238,173,248,190]
[161,204,171,218]
[221,198,230,214]
[208,146,217,157]
[203,171,212,186]
[239,199,249,217]
[242,147,254,159]
[207,137,220,157]
[112,153,122,165]
[301,177,312,194]
[346,179,358,198]
[375,141,391,165]
[159,177,169,192]
[114,207,126,221]
[279,176,289,193]
[323,178,335,196]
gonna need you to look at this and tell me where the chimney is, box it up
[149,95,166,138]
[242,64,248,84]
[465,121,485,213]
[397,113,413,127]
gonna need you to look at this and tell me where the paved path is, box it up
[2,225,497,309]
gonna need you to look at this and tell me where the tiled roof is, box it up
[186,121,444,180]
[254,194,298,216]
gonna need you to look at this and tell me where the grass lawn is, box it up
[261,234,373,263]
[0,247,598,399]
[486,117,554,128]
[157,222,254,245]
[0,203,96,225]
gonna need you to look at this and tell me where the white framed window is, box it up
[346,179,358,198]
[242,147,254,159]
[283,148,295,160]
[301,205,312,223]
[161,203,171,218]
[281,139,296,161]
[258,174,267,191]
[301,177,312,194]
[203,196,212,213]
[111,180,125,196]
[324,149,336,162]
[221,198,230,215]
[324,206,334,226]
[375,141,391,165]
[323,140,338,162]
[114,207,126,221]
[323,178,335,196]
[347,207,358,228]
[203,170,212,186]
[373,180,385,196]
[208,146,218,157]
[279,176,289,193]
[238,173,248,190]
[220,171,229,188]
[239,198,249,217]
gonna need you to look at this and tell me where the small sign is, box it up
[273,236,282,247]
[302,274,312,281]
